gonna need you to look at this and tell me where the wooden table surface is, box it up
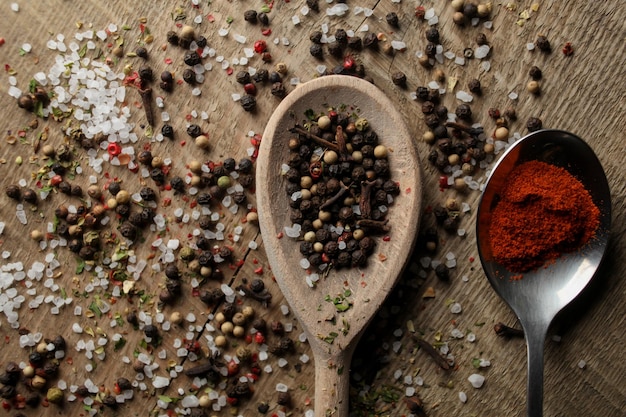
[0,1,624,416]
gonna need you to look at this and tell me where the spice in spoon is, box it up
[488,160,600,272]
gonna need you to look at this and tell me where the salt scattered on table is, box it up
[468,373,485,388]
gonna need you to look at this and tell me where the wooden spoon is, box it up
[257,75,422,417]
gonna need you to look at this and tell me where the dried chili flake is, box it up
[254,266,264,275]
[262,28,272,36]
[562,42,574,56]
[164,57,173,64]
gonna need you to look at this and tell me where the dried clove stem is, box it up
[138,87,155,127]
[493,322,524,338]
[413,336,451,370]
[359,180,376,219]
[445,121,484,137]
[356,218,391,232]
[320,181,350,210]
[335,125,349,158]
[289,125,339,152]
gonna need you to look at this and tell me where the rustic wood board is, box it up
[0,1,624,416]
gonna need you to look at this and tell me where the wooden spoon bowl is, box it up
[257,75,422,416]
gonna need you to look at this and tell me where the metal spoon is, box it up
[476,129,611,417]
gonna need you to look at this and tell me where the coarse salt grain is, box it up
[468,373,485,388]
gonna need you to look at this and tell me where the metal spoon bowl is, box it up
[476,129,611,417]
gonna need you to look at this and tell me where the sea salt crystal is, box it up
[577,360,586,369]
[459,391,468,403]
[450,302,462,314]
[456,91,474,103]
[475,45,491,59]
[508,92,519,100]
[468,373,485,388]
[391,40,407,51]
[152,376,170,388]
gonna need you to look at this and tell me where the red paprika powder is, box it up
[489,160,600,272]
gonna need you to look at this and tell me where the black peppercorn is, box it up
[309,43,323,58]
[327,41,343,57]
[476,33,488,46]
[347,36,363,50]
[426,27,440,43]
[17,93,34,111]
[455,104,472,121]
[166,31,179,46]
[252,68,269,84]
[526,117,543,132]
[363,32,379,48]
[58,181,72,195]
[161,124,174,139]
[258,12,269,25]
[119,223,137,240]
[266,71,281,84]
[23,188,37,204]
[116,203,130,218]
[108,181,121,196]
[421,101,435,115]
[164,265,180,281]
[168,176,184,192]
[187,124,202,138]
[465,80,481,96]
[71,184,83,196]
[137,150,152,165]
[243,9,258,23]
[182,68,196,84]
[143,324,159,339]
[309,30,323,44]
[529,65,543,80]
[351,250,367,267]
[159,81,172,92]
[270,82,287,98]
[236,70,251,84]
[463,2,478,18]
[435,263,450,281]
[196,35,208,48]
[140,187,156,201]
[277,391,292,406]
[424,114,440,129]
[386,12,399,27]
[240,94,257,112]
[6,184,21,200]
[425,42,437,57]
[138,66,153,82]
[150,168,165,185]
[535,35,551,52]
[335,28,348,44]
[135,46,148,59]
[197,192,212,206]
[391,71,407,87]
[160,71,173,83]
[258,402,270,414]
[79,246,96,260]
[184,51,201,66]
[415,86,429,101]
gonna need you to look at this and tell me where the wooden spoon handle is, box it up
[314,350,352,417]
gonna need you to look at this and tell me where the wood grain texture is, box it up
[0,1,624,417]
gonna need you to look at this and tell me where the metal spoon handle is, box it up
[525,322,549,417]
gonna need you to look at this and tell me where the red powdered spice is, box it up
[489,160,600,272]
